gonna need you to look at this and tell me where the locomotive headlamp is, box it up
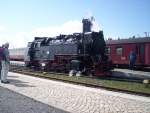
[41,63,46,67]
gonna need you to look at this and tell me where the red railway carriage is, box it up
[106,37,150,67]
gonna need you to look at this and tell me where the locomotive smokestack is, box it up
[82,18,92,33]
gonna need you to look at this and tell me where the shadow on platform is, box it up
[0,86,69,113]
[7,78,35,87]
[8,75,19,78]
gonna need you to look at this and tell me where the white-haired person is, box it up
[1,42,10,83]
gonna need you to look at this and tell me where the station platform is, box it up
[112,68,150,80]
[0,72,150,113]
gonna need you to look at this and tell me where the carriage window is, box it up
[116,47,122,55]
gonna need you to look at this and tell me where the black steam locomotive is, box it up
[24,18,112,76]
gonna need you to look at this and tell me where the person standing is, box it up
[0,45,5,80]
[129,51,136,70]
[1,43,10,83]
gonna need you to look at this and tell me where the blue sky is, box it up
[0,0,150,48]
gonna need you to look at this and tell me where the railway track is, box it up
[9,64,150,97]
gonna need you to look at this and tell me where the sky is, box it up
[0,0,150,48]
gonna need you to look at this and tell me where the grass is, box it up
[96,79,150,94]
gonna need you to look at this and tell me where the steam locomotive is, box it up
[10,18,113,76]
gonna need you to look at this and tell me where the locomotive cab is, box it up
[25,37,51,69]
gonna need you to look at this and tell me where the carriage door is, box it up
[139,44,145,64]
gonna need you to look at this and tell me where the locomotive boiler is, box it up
[24,18,112,76]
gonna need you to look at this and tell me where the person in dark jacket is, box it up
[129,51,136,70]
